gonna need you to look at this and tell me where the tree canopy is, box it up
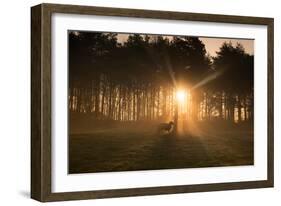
[68,32,254,123]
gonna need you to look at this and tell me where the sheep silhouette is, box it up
[158,121,174,133]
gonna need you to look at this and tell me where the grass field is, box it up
[69,120,253,174]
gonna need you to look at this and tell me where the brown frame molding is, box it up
[31,3,274,202]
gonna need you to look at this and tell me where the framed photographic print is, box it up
[31,3,274,202]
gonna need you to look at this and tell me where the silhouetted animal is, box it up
[158,121,174,133]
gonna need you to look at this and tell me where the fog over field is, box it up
[68,31,254,173]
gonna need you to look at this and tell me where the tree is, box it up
[211,42,254,122]
[68,32,253,125]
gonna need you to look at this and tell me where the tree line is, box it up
[69,32,254,123]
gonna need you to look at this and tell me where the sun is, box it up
[176,90,187,103]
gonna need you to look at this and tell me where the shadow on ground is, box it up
[69,121,253,174]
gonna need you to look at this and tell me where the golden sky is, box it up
[199,37,253,57]
[116,34,254,57]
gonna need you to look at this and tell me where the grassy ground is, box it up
[69,120,253,174]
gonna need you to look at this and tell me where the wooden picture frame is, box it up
[31,3,274,202]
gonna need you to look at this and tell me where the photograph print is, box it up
[68,31,254,174]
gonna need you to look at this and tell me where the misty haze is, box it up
[68,31,254,174]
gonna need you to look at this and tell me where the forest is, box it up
[68,31,254,173]
[69,31,254,126]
